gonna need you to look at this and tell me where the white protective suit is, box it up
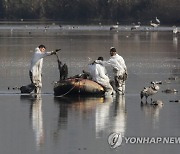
[95,53,127,94]
[29,47,53,92]
[106,53,127,94]
[88,62,113,96]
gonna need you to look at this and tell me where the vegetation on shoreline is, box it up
[0,0,180,25]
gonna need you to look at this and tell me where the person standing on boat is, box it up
[95,47,127,95]
[29,45,56,93]
[88,57,114,96]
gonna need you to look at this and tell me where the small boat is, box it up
[54,78,105,97]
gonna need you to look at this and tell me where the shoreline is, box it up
[0,25,178,32]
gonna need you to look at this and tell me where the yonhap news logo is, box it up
[108,132,180,149]
[108,133,123,148]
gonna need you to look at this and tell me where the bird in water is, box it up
[162,88,178,93]
[110,25,118,31]
[150,17,160,29]
[150,20,159,28]
[151,100,163,106]
[155,17,160,24]
[110,22,119,31]
[140,82,160,102]
[131,22,141,31]
[172,26,180,34]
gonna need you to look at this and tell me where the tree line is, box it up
[0,0,180,25]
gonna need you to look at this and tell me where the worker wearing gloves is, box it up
[107,47,127,95]
[88,57,114,96]
[29,44,58,93]
[95,47,127,95]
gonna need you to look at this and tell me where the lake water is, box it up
[0,24,180,154]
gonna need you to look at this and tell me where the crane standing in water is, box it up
[150,17,160,30]
[140,82,160,102]
[155,17,160,24]
[131,22,141,31]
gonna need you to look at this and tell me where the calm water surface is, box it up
[0,25,180,154]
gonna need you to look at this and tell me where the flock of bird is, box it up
[7,17,179,35]
[110,17,180,34]
[131,17,160,30]
[140,77,179,106]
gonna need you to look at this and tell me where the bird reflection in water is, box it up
[140,100,164,129]
[96,95,127,138]
[173,36,178,50]
[21,92,44,150]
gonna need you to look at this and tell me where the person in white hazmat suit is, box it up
[95,47,127,95]
[29,45,56,93]
[108,47,127,94]
[88,57,114,96]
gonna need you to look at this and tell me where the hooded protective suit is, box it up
[95,53,127,95]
